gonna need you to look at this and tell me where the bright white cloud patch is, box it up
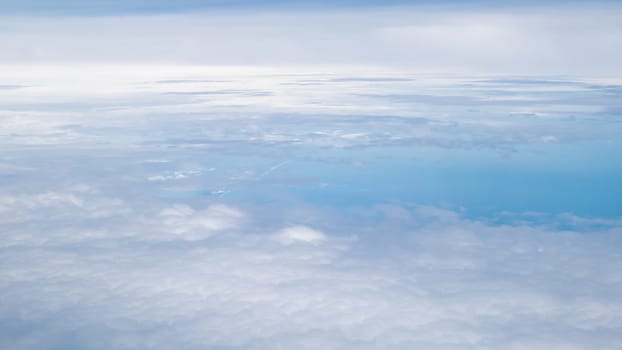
[0,188,129,224]
[274,225,327,245]
[160,204,244,240]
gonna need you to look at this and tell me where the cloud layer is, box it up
[1,2,621,348]
[1,187,621,349]
[1,2,621,75]
[1,65,620,150]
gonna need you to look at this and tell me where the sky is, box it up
[1,1,622,349]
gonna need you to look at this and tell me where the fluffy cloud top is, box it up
[273,225,327,245]
[1,189,621,349]
[160,204,244,240]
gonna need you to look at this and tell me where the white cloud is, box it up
[0,3,620,347]
[0,189,129,224]
[0,64,618,151]
[273,225,327,245]
[1,197,621,349]
[0,4,620,75]
[159,204,244,240]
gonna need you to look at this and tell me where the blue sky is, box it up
[1,1,622,350]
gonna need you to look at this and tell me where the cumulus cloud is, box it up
[1,196,621,349]
[159,204,244,240]
[0,188,129,224]
[273,225,327,245]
